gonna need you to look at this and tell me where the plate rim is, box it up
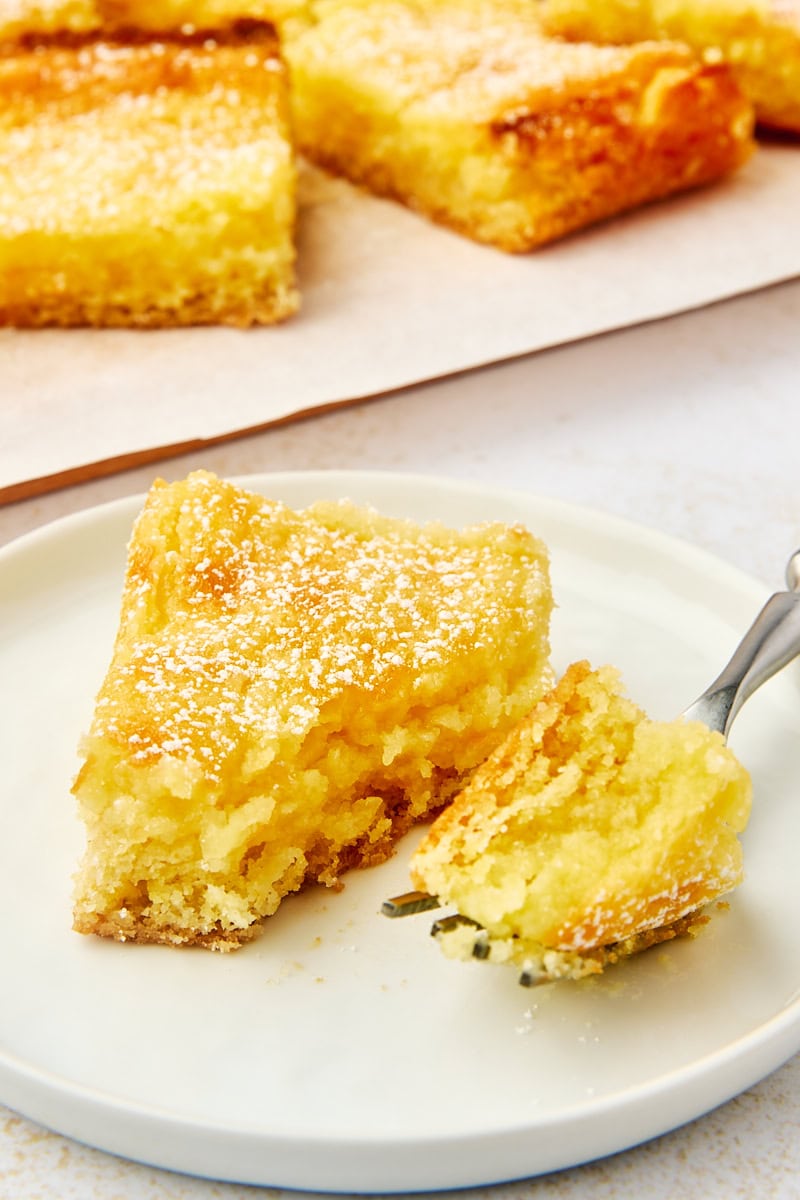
[0,993,797,1191]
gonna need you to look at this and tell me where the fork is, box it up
[382,549,800,983]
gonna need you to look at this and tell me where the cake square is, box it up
[0,23,299,327]
[284,0,754,252]
[541,0,800,133]
[71,471,553,949]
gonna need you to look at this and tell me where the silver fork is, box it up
[382,550,800,980]
[682,549,800,735]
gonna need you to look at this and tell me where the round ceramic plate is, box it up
[1,470,799,1193]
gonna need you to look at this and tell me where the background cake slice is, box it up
[0,23,298,327]
[72,470,553,950]
[541,0,800,133]
[284,0,754,252]
[410,661,752,981]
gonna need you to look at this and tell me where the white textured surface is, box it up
[1,277,799,1198]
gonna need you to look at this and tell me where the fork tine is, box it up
[383,883,709,987]
[381,890,441,917]
[472,929,490,960]
[430,912,483,938]
[383,893,605,985]
[518,965,547,987]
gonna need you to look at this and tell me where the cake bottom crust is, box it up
[0,277,299,329]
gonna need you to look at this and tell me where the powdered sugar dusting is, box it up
[293,0,701,121]
[89,471,550,785]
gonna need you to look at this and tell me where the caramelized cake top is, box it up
[291,0,724,118]
[88,471,551,787]
[0,24,289,240]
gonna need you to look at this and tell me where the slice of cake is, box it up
[541,0,800,133]
[0,24,298,327]
[72,470,553,950]
[283,0,754,253]
[409,661,752,981]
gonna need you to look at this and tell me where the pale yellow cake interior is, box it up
[72,470,553,949]
[410,660,752,979]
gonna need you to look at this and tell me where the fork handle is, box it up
[683,583,800,738]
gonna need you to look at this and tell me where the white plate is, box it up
[1,470,799,1193]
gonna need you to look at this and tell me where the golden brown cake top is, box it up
[87,472,550,785]
[0,0,309,39]
[98,0,308,32]
[0,24,289,239]
[0,0,100,38]
[539,0,798,130]
[291,0,717,121]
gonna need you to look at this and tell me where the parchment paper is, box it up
[2,142,798,502]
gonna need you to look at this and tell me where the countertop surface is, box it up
[2,277,799,1199]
